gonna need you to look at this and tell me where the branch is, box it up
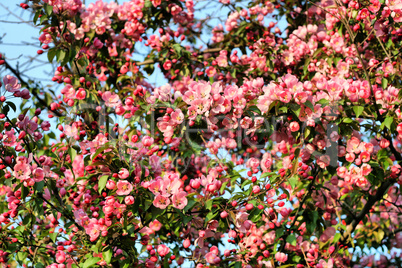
[2,59,62,117]
[340,178,396,244]
[135,47,224,66]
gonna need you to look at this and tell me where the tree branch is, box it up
[2,59,62,117]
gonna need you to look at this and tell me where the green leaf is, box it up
[45,4,53,16]
[40,14,48,24]
[82,257,101,268]
[98,175,109,194]
[103,248,113,264]
[317,99,329,106]
[229,261,242,268]
[35,181,45,192]
[333,233,341,243]
[248,106,262,115]
[381,116,393,130]
[381,78,388,89]
[33,11,40,25]
[21,185,29,200]
[286,234,297,246]
[68,147,77,163]
[49,232,57,243]
[184,199,197,213]
[205,199,213,211]
[172,44,183,56]
[304,100,314,111]
[5,101,16,112]
[57,50,67,64]
[288,175,298,189]
[375,229,384,243]
[342,118,353,124]
[353,106,364,118]
[306,210,319,233]
[17,251,28,264]
[48,48,57,63]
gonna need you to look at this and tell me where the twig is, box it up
[2,59,62,117]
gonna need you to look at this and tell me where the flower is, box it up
[157,244,170,257]
[13,161,31,181]
[275,252,288,263]
[3,75,21,92]
[171,191,188,209]
[118,168,129,179]
[153,194,170,209]
[116,180,133,196]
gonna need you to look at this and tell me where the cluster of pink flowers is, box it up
[2,75,30,99]
[143,172,188,209]
[42,0,82,16]
[336,137,375,189]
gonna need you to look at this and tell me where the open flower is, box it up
[116,180,133,196]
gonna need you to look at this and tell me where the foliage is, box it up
[0,0,402,267]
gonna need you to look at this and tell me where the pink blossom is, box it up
[72,155,85,178]
[3,75,21,92]
[61,84,76,99]
[55,251,66,263]
[102,92,121,108]
[75,88,86,100]
[171,191,188,209]
[157,244,170,257]
[13,161,31,181]
[124,195,135,205]
[153,194,170,209]
[32,168,44,182]
[205,252,221,264]
[275,252,288,263]
[116,180,133,196]
[64,125,78,137]
[142,136,154,147]
[290,122,300,132]
[118,168,129,179]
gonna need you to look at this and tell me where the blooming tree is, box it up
[1,0,402,267]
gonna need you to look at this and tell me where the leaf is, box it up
[342,118,353,124]
[288,175,298,189]
[381,116,393,130]
[45,4,53,16]
[49,232,57,243]
[205,199,213,211]
[82,257,101,268]
[381,78,388,89]
[103,248,113,264]
[248,106,262,115]
[317,99,329,106]
[229,261,242,268]
[260,172,274,179]
[306,210,319,233]
[304,100,314,111]
[35,181,45,192]
[184,199,197,213]
[68,147,77,163]
[21,185,29,200]
[333,233,341,243]
[40,14,48,24]
[5,101,16,112]
[375,229,384,243]
[172,44,183,56]
[353,106,364,118]
[286,234,297,246]
[17,251,28,264]
[98,175,108,193]
[33,10,40,25]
